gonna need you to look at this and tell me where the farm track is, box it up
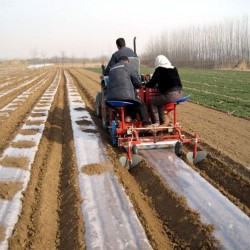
[0,66,249,249]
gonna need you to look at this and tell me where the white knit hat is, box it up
[154,55,174,69]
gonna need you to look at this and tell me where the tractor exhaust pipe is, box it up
[133,37,137,56]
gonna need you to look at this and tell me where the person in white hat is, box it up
[145,55,182,126]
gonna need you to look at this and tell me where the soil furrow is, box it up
[8,70,62,249]
[0,69,45,92]
[57,70,85,250]
[0,70,56,155]
[0,70,51,109]
[8,70,85,249]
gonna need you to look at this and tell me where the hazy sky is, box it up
[0,0,249,59]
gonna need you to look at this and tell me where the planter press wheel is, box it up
[119,145,142,170]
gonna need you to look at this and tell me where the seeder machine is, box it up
[96,37,206,169]
[96,75,206,170]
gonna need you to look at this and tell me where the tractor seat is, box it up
[163,95,190,111]
[106,100,134,107]
[174,95,190,104]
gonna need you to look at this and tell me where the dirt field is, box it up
[0,66,249,249]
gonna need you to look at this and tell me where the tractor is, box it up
[96,38,206,169]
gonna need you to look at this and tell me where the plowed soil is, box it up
[1,66,249,249]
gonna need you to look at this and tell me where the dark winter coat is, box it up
[105,61,142,104]
[104,47,136,76]
[145,67,182,93]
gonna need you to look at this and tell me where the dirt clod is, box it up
[81,163,112,175]
[11,140,36,148]
[19,129,39,135]
[0,181,22,199]
[0,156,29,169]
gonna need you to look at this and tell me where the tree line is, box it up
[141,16,250,69]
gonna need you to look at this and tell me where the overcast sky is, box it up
[0,0,249,59]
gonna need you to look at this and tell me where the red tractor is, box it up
[96,37,206,169]
[96,73,206,170]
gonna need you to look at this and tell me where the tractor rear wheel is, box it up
[96,92,102,118]
[102,104,109,130]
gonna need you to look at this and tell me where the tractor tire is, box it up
[96,92,102,118]
[102,104,109,130]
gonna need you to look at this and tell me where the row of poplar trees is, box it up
[142,16,250,69]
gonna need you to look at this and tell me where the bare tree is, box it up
[71,55,75,68]
[142,16,250,69]
[30,48,38,66]
[41,50,46,67]
[61,51,66,67]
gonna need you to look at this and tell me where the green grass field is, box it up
[87,66,250,119]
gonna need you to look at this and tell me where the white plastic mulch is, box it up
[0,71,61,250]
[0,72,52,119]
[65,71,152,250]
[27,64,54,69]
[0,71,48,99]
[141,149,250,249]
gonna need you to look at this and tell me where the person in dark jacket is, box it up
[106,56,151,126]
[103,38,137,76]
[145,55,182,126]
